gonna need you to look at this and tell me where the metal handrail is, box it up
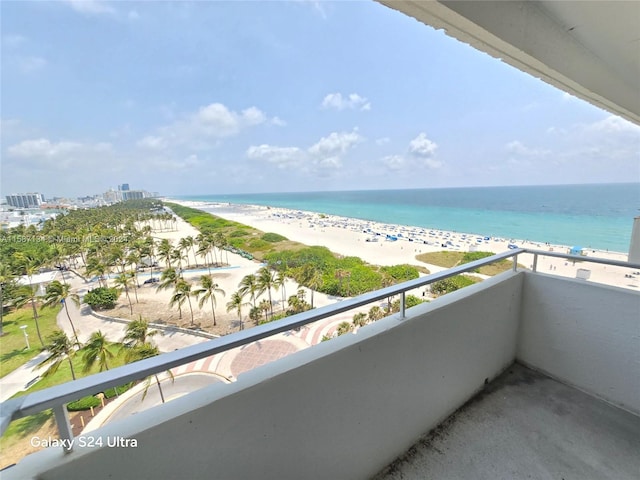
[2,248,638,448]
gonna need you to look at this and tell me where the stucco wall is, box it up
[517,272,640,415]
[11,272,523,480]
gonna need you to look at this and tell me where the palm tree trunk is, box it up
[29,289,45,346]
[64,302,80,343]
[155,375,166,403]
[210,296,217,326]
[186,297,195,326]
[68,356,77,380]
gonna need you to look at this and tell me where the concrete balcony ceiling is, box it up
[377,1,640,125]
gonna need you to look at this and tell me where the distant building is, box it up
[122,190,145,200]
[5,193,43,208]
[119,183,130,191]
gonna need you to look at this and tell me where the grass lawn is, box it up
[415,251,523,276]
[1,343,133,457]
[0,305,62,378]
[13,343,131,397]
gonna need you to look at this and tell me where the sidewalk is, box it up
[0,351,50,403]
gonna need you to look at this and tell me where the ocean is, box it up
[176,183,639,253]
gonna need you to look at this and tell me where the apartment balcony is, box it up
[1,250,639,479]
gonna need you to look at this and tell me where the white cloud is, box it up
[505,140,550,157]
[308,130,362,156]
[137,136,167,150]
[246,145,303,168]
[138,102,274,151]
[586,115,640,134]
[128,10,140,21]
[154,154,201,171]
[247,129,362,175]
[7,138,113,169]
[271,116,287,127]
[381,133,441,171]
[383,155,405,170]
[409,133,438,159]
[65,0,116,15]
[18,56,47,73]
[321,92,371,111]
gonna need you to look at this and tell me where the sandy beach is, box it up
[167,200,638,292]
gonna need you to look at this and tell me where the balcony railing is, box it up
[1,248,637,453]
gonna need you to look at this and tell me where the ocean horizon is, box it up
[175,183,639,254]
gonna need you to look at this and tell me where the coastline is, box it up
[164,199,635,290]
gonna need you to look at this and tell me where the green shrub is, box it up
[67,395,100,411]
[461,251,494,272]
[261,232,288,243]
[248,239,270,250]
[229,229,249,238]
[104,382,133,399]
[430,275,476,296]
[380,264,420,282]
[84,287,119,310]
[391,294,425,312]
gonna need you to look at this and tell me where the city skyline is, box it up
[2,1,639,198]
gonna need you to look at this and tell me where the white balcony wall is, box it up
[517,273,640,415]
[9,272,523,480]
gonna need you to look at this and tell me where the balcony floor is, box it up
[374,363,640,480]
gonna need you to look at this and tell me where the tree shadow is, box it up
[7,410,54,439]
[0,348,29,364]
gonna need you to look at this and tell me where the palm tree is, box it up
[336,321,353,336]
[352,312,368,328]
[13,285,45,346]
[17,253,45,346]
[275,270,287,312]
[239,274,259,309]
[157,267,181,317]
[214,232,228,265]
[192,275,225,327]
[85,255,108,288]
[122,317,159,349]
[171,248,187,273]
[179,237,195,268]
[257,267,276,318]
[127,342,174,403]
[82,330,113,373]
[368,305,384,321]
[126,251,141,302]
[301,265,323,309]
[37,330,79,381]
[258,299,271,324]
[121,320,170,403]
[226,291,249,331]
[113,272,135,315]
[170,279,195,325]
[41,280,80,344]
[0,263,14,336]
[196,236,211,273]
[157,239,173,269]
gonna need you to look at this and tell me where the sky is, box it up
[1,0,639,198]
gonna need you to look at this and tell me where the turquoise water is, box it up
[176,183,639,253]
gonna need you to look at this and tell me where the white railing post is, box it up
[53,404,74,453]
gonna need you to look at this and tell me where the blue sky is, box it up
[2,0,639,198]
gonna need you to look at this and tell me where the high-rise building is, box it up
[5,193,43,208]
[122,190,145,200]
[119,183,130,191]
